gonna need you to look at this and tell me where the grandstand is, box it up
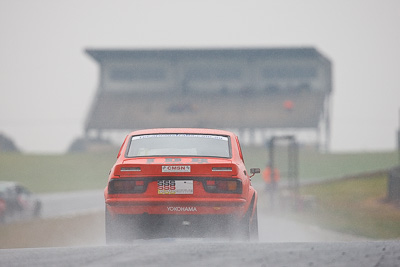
[84,47,332,150]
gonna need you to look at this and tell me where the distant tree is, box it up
[68,137,115,153]
[0,133,20,152]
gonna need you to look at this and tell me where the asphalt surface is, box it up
[1,190,399,266]
[1,240,399,267]
[38,190,104,218]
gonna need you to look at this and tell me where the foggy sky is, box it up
[0,0,399,153]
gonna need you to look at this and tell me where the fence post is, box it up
[388,166,400,202]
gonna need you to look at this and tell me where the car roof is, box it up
[128,128,236,137]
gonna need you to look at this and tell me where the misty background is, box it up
[0,0,399,153]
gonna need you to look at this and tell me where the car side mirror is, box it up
[249,168,260,178]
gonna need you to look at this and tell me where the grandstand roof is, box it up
[86,47,330,63]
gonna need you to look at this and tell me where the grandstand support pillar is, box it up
[397,108,400,164]
[321,94,332,152]
[238,128,254,146]
[326,94,332,152]
[250,128,256,146]
[316,126,321,151]
[85,128,103,141]
[96,129,104,141]
[84,128,93,140]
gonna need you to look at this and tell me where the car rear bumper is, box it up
[106,197,247,216]
[108,213,244,239]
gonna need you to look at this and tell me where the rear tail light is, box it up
[203,179,242,194]
[212,167,232,172]
[120,167,141,172]
[108,179,147,194]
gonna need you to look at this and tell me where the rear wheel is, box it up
[229,213,250,241]
[105,208,117,244]
[250,207,259,241]
[105,207,147,244]
[232,197,258,241]
[239,217,251,241]
[105,207,129,244]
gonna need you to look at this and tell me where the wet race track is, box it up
[1,240,400,267]
[1,190,400,267]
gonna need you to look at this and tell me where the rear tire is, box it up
[250,207,259,241]
[229,214,250,241]
[233,195,258,241]
[239,217,251,241]
[105,207,147,244]
[105,207,127,244]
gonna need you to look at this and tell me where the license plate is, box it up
[158,180,193,195]
[162,165,191,172]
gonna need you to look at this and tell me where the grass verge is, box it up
[0,151,117,193]
[294,173,400,239]
[0,211,105,249]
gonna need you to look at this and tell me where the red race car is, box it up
[104,128,259,243]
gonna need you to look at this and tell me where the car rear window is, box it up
[126,134,231,158]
